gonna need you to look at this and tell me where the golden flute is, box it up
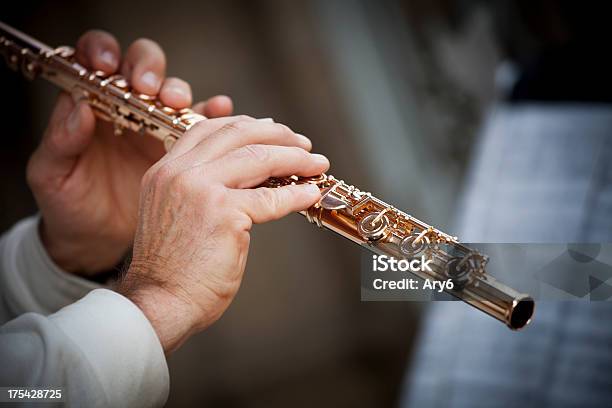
[0,21,534,329]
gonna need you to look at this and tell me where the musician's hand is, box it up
[26,30,233,276]
[117,116,327,353]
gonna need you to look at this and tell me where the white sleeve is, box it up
[0,289,170,407]
[0,215,101,323]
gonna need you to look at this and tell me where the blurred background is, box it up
[0,0,600,406]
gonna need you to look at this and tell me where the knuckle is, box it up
[240,144,269,163]
[188,119,212,135]
[168,170,199,193]
[275,123,292,136]
[256,188,279,213]
[288,145,308,159]
[223,119,249,134]
[142,162,174,189]
[234,114,253,122]
[156,163,175,181]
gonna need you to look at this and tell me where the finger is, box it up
[75,30,121,73]
[209,145,329,188]
[28,93,96,186]
[165,116,257,160]
[193,95,234,118]
[159,77,192,109]
[180,120,312,165]
[121,38,166,95]
[235,184,321,224]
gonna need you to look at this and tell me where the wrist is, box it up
[116,266,199,354]
[39,218,128,276]
[39,220,83,272]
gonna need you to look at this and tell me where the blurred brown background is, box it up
[0,0,503,406]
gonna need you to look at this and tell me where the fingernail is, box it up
[296,133,311,146]
[304,183,321,195]
[67,104,81,134]
[167,85,189,98]
[312,153,329,165]
[257,118,274,122]
[141,71,160,90]
[100,50,117,69]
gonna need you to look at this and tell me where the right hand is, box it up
[117,116,329,353]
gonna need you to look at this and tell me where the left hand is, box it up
[26,30,234,276]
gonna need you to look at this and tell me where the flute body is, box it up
[0,21,534,329]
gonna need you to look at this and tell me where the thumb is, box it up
[45,92,96,160]
[28,93,96,190]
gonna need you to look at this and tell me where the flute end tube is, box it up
[508,297,535,330]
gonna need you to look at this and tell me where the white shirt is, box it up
[0,216,169,407]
